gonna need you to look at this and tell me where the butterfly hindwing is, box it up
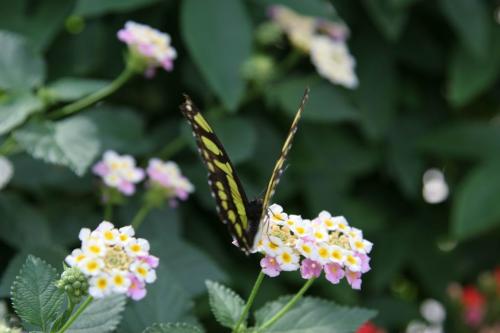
[180,96,255,251]
[260,88,310,221]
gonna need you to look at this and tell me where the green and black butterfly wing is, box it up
[180,96,258,252]
[180,89,309,253]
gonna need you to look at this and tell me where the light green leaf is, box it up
[0,93,43,135]
[66,295,126,333]
[46,78,109,102]
[119,267,196,333]
[11,256,64,331]
[0,246,66,298]
[0,193,52,250]
[0,0,73,50]
[0,30,45,91]
[181,0,252,110]
[74,0,161,17]
[452,159,500,239]
[446,41,500,107]
[205,281,244,329]
[363,0,408,41]
[440,0,490,58]
[254,297,376,333]
[14,117,100,175]
[268,76,359,123]
[419,121,500,160]
[143,323,203,333]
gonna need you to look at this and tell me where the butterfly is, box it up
[180,88,309,254]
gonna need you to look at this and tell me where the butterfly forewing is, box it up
[260,88,310,221]
[180,96,255,251]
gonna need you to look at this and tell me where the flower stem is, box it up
[257,278,315,332]
[49,67,135,119]
[104,201,113,221]
[233,271,265,333]
[56,296,93,333]
[131,203,153,230]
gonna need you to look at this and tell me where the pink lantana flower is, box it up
[118,21,177,78]
[346,269,362,290]
[127,274,147,301]
[146,158,194,206]
[300,259,322,279]
[92,150,144,196]
[324,263,345,284]
[260,256,281,277]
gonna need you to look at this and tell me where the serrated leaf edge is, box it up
[143,322,203,333]
[205,280,245,328]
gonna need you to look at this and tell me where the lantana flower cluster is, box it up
[92,150,194,204]
[256,204,372,290]
[65,221,158,300]
[268,5,358,89]
[118,21,177,78]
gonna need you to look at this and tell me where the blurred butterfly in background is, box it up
[180,88,309,254]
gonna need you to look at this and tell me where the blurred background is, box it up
[0,0,500,332]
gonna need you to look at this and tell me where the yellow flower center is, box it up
[87,261,98,271]
[114,275,124,286]
[318,248,329,258]
[104,231,114,241]
[89,245,101,254]
[97,278,108,289]
[131,243,141,253]
[296,226,305,234]
[325,219,334,227]
[137,266,147,277]
[281,252,292,263]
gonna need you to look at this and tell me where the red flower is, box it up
[357,321,385,333]
[462,286,486,308]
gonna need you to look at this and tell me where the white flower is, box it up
[130,262,156,283]
[311,224,329,243]
[263,238,282,256]
[89,274,112,298]
[118,226,135,245]
[0,157,13,190]
[284,214,302,229]
[330,245,346,264]
[295,239,315,258]
[310,36,358,89]
[422,169,449,204]
[82,238,106,257]
[291,218,312,238]
[110,270,131,293]
[276,247,300,271]
[344,252,361,272]
[420,299,446,324]
[312,243,331,264]
[126,238,150,257]
[65,249,87,267]
[318,210,336,230]
[331,216,351,233]
[80,257,104,276]
[349,237,373,254]
[268,204,288,225]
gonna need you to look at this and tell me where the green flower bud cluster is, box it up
[242,54,275,84]
[56,267,89,304]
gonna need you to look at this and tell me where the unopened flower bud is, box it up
[56,267,89,303]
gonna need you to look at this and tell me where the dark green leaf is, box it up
[0,31,45,91]
[181,0,252,110]
[0,93,43,135]
[0,0,74,50]
[254,297,377,332]
[143,323,202,333]
[440,0,490,58]
[205,281,244,329]
[46,78,109,102]
[452,159,500,239]
[66,295,126,333]
[119,267,197,333]
[11,256,64,331]
[363,0,408,41]
[269,76,359,123]
[74,0,161,17]
[14,117,100,175]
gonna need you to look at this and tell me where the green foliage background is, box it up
[1,0,500,331]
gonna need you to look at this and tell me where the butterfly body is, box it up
[180,90,309,254]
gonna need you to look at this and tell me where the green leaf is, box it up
[11,256,64,331]
[419,121,500,160]
[446,40,500,107]
[255,0,341,20]
[268,76,359,123]
[181,0,252,110]
[254,297,377,333]
[0,0,74,50]
[143,323,203,333]
[14,117,100,175]
[439,0,490,58]
[0,93,43,135]
[452,159,500,239]
[0,30,45,91]
[0,193,52,250]
[0,246,66,298]
[363,0,408,41]
[74,0,161,17]
[119,267,197,333]
[66,295,126,333]
[46,78,109,102]
[205,281,244,329]
[84,106,151,154]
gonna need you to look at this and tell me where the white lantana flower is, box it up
[0,157,13,190]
